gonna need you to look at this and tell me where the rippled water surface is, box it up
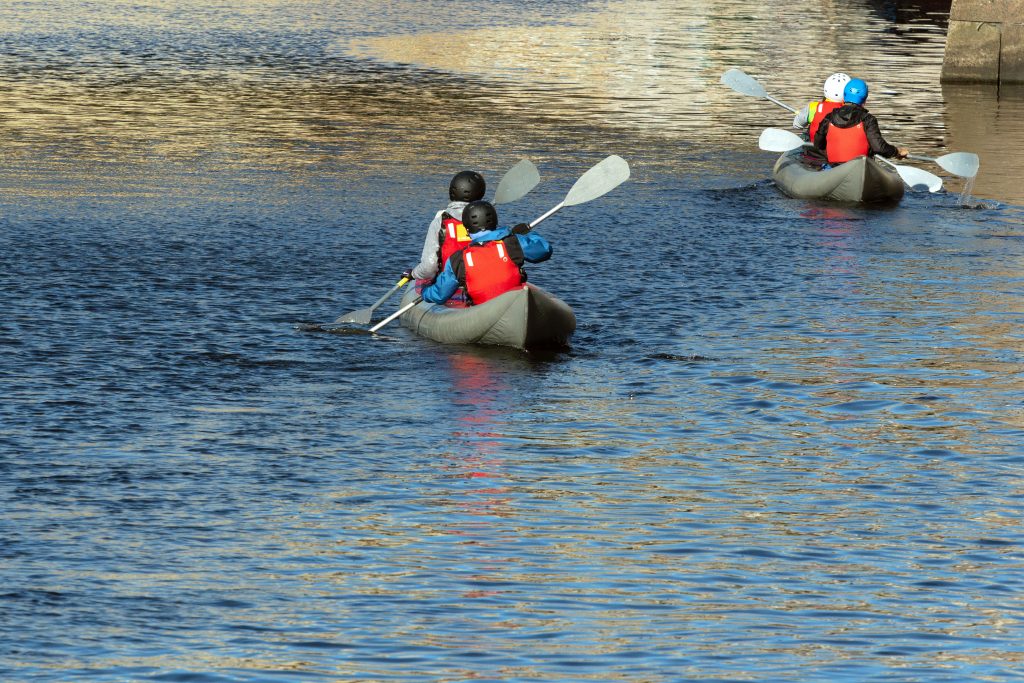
[3,1,1024,681]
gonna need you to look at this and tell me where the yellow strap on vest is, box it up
[807,101,819,124]
[446,221,470,242]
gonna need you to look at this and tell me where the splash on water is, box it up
[957,174,977,207]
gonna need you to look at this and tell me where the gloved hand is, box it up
[401,268,415,281]
[511,223,531,235]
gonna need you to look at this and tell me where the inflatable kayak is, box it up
[398,283,575,350]
[772,149,905,204]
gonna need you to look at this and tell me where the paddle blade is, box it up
[335,307,372,325]
[563,155,630,207]
[493,159,540,204]
[936,152,979,178]
[896,165,943,193]
[759,128,806,153]
[720,68,767,98]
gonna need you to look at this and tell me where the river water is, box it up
[2,1,1024,681]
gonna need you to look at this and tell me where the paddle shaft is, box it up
[766,95,797,114]
[529,201,564,229]
[371,278,409,309]
[370,296,422,333]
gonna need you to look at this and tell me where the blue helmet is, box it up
[844,78,868,105]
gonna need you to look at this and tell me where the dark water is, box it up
[3,1,1024,681]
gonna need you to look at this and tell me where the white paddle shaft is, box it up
[370,297,421,333]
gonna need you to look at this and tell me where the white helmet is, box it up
[823,72,851,101]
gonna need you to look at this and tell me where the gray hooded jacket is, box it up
[410,201,468,281]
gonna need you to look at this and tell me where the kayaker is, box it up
[793,72,850,142]
[813,78,909,165]
[420,200,552,306]
[403,170,486,284]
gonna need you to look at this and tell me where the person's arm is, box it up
[863,113,906,158]
[813,117,830,151]
[410,211,443,280]
[793,103,811,129]
[420,257,460,304]
[515,231,552,263]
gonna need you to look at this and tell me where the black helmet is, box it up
[461,200,498,233]
[449,171,486,202]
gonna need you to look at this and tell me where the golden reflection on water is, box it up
[4,0,1022,203]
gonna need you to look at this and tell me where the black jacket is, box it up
[813,103,900,159]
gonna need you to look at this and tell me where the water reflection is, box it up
[4,2,1024,682]
[942,83,1024,205]
[443,348,515,516]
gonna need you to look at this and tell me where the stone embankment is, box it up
[943,0,1024,83]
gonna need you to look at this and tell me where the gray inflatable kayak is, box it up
[399,283,575,350]
[772,149,905,204]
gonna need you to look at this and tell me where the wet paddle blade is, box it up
[936,152,979,178]
[720,68,767,98]
[493,159,540,204]
[899,166,943,193]
[334,307,372,325]
[759,128,806,152]
[907,152,980,178]
[563,155,630,207]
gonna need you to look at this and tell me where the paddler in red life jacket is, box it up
[420,200,553,307]
[813,78,909,165]
[402,170,486,284]
[793,72,850,142]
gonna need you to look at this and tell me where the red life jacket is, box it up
[825,121,870,164]
[438,213,472,268]
[808,100,842,142]
[459,238,524,305]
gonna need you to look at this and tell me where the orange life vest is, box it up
[808,100,843,142]
[825,121,870,164]
[460,238,524,305]
[438,213,472,268]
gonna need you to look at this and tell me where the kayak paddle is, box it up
[369,155,631,334]
[529,154,631,228]
[759,128,942,193]
[324,158,541,328]
[720,68,798,114]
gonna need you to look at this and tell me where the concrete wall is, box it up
[942,0,1024,83]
